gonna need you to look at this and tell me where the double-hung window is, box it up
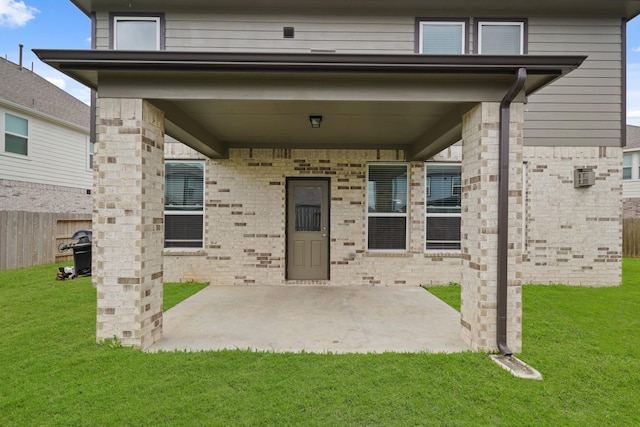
[88,141,94,170]
[165,161,205,248]
[418,20,466,54]
[426,163,461,250]
[367,164,409,251]
[477,21,525,55]
[623,154,633,180]
[4,112,28,156]
[112,14,163,50]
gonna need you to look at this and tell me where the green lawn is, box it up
[1,260,639,425]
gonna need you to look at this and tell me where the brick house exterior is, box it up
[35,0,639,351]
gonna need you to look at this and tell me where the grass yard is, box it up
[1,261,639,425]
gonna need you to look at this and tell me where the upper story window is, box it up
[367,163,409,251]
[417,20,467,54]
[111,14,164,50]
[477,20,526,55]
[4,112,28,156]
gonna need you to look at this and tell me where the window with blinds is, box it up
[426,163,461,250]
[367,164,408,251]
[478,21,524,55]
[419,21,466,54]
[164,161,204,248]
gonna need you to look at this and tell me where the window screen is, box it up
[165,161,204,248]
[89,141,94,169]
[623,154,632,180]
[479,22,523,55]
[367,164,408,251]
[420,22,465,54]
[114,17,160,50]
[426,163,461,250]
[5,113,28,155]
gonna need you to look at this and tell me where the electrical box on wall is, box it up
[574,168,595,188]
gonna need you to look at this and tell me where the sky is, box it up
[0,0,639,125]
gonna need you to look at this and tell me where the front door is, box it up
[287,179,329,280]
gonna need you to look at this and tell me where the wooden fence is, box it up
[0,211,91,271]
[623,218,640,258]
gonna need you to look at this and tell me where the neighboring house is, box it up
[0,57,92,214]
[35,0,639,351]
[623,125,640,217]
[0,57,92,270]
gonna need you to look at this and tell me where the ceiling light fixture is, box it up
[309,115,323,128]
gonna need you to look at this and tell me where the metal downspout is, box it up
[497,68,527,357]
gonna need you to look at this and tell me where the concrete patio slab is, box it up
[147,285,470,354]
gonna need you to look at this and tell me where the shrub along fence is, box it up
[623,218,640,258]
[0,211,91,270]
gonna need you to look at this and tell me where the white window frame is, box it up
[425,162,462,252]
[87,139,94,171]
[366,163,409,252]
[623,153,633,180]
[164,160,205,249]
[113,15,161,50]
[451,176,461,197]
[477,21,525,55]
[418,20,466,54]
[623,152,640,181]
[2,111,29,157]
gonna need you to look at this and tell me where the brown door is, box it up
[287,179,329,280]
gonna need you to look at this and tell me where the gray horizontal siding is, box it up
[92,12,624,148]
[94,12,417,53]
[525,17,623,147]
[165,14,415,53]
[95,13,109,49]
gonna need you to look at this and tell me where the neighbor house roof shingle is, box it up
[0,57,89,129]
[627,125,640,150]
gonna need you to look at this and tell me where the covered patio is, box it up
[35,50,584,353]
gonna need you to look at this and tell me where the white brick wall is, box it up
[459,102,523,353]
[163,148,463,286]
[94,99,165,349]
[522,146,622,287]
[162,139,622,290]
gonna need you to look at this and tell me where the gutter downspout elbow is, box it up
[497,67,527,357]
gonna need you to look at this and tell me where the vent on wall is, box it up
[574,168,595,188]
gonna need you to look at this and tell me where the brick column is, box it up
[94,98,165,349]
[460,102,523,353]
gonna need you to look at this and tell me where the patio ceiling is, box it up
[34,50,585,160]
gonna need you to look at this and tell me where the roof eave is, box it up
[33,49,586,93]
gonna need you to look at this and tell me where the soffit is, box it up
[34,50,585,160]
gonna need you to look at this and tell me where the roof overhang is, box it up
[70,0,640,20]
[34,50,585,159]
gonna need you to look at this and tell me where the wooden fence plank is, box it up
[623,218,640,258]
[0,211,7,270]
[0,211,91,270]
